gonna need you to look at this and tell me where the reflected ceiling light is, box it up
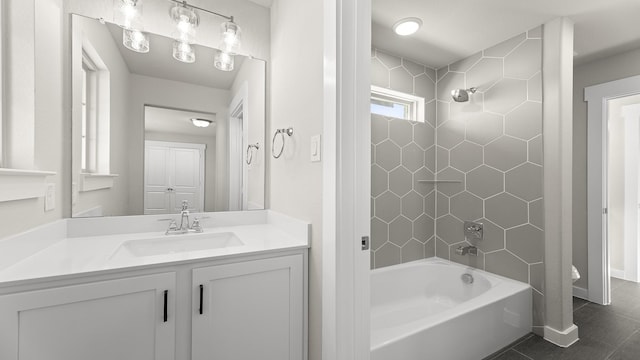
[123,28,149,53]
[191,118,213,128]
[214,50,234,71]
[393,17,422,36]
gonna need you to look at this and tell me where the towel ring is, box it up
[246,143,260,165]
[272,127,294,159]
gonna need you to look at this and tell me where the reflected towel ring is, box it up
[246,143,260,165]
[272,127,294,159]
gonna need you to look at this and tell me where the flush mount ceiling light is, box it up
[191,118,213,128]
[393,17,422,36]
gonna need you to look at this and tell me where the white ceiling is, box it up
[145,106,217,137]
[371,0,640,68]
[106,23,244,89]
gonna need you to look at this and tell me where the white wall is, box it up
[71,15,131,217]
[607,99,626,273]
[231,58,266,209]
[270,0,324,358]
[144,132,217,212]
[573,47,640,289]
[0,0,65,239]
[127,74,230,214]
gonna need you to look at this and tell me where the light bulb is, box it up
[116,0,143,30]
[219,21,241,54]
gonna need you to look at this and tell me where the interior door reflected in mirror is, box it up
[70,14,266,217]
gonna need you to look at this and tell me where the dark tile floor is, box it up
[484,278,640,360]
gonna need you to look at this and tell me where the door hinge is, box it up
[361,236,369,251]
[603,207,608,215]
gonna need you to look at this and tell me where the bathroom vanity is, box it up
[0,211,309,360]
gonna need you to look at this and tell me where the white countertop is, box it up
[0,211,310,285]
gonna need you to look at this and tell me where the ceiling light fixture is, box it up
[191,118,213,128]
[393,17,422,36]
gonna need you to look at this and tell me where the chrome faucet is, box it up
[165,200,204,235]
[455,245,478,256]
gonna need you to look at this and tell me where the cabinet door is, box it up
[0,273,176,360]
[192,255,304,360]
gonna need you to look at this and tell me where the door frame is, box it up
[585,74,640,305]
[229,83,249,211]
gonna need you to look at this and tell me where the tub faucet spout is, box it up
[455,245,478,256]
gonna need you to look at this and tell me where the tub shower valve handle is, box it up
[455,245,478,256]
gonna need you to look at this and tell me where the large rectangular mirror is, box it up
[70,8,266,217]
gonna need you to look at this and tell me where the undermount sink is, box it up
[116,232,244,257]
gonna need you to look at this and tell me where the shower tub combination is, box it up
[371,258,532,360]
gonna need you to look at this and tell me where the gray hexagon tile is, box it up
[371,114,389,144]
[528,72,542,101]
[530,262,544,293]
[425,239,436,258]
[414,123,434,150]
[375,140,401,171]
[371,57,389,88]
[436,167,465,196]
[436,237,450,258]
[505,101,542,140]
[436,146,449,172]
[437,100,450,126]
[505,163,543,201]
[467,57,503,91]
[402,240,425,263]
[415,74,436,101]
[528,135,543,165]
[375,50,402,68]
[437,72,465,102]
[402,58,426,76]
[506,224,543,263]
[437,120,465,149]
[389,167,412,196]
[371,164,388,197]
[413,168,435,196]
[485,250,529,283]
[450,191,483,221]
[484,78,528,114]
[426,100,437,127]
[389,216,413,247]
[424,191,436,218]
[484,136,528,171]
[401,191,424,220]
[375,243,401,268]
[371,217,388,251]
[449,52,482,72]
[436,191,449,218]
[389,119,414,147]
[402,143,425,172]
[467,165,504,199]
[483,33,526,57]
[414,214,434,242]
[466,112,503,145]
[390,67,414,94]
[374,191,401,222]
[504,39,542,80]
[424,146,436,171]
[436,215,464,245]
[529,199,543,229]
[474,218,505,253]
[450,141,483,172]
[485,192,529,229]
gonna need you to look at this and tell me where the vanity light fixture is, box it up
[116,0,149,53]
[214,50,234,71]
[191,118,213,128]
[170,3,199,63]
[393,17,422,36]
[123,28,149,53]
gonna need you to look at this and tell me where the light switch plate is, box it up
[310,134,321,162]
[45,183,55,212]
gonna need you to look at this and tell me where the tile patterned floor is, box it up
[484,278,640,360]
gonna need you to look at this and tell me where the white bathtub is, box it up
[371,258,532,360]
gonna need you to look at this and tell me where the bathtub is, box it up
[371,258,532,360]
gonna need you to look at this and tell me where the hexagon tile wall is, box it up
[371,27,544,328]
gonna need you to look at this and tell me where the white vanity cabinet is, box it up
[191,254,304,360]
[0,272,176,360]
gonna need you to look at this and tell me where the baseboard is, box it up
[544,324,579,348]
[572,285,588,300]
[611,268,625,280]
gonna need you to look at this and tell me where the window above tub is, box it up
[370,85,425,122]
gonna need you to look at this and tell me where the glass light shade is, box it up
[214,50,234,71]
[392,17,422,36]
[191,118,212,128]
[173,41,195,63]
[170,5,199,42]
[219,21,241,54]
[115,0,143,30]
[123,28,149,53]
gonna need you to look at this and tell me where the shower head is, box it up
[451,87,477,102]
